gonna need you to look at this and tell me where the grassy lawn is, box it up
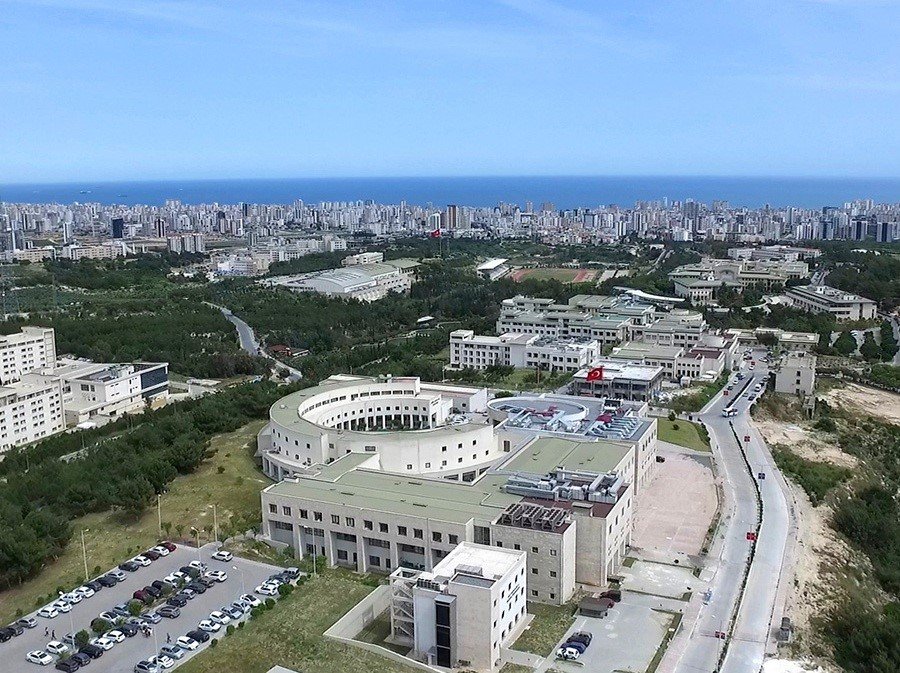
[177,569,417,673]
[356,614,410,655]
[516,268,581,282]
[657,419,711,452]
[0,419,270,624]
[512,601,577,657]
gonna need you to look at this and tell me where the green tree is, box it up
[834,331,858,357]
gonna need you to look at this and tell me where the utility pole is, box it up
[212,504,218,545]
[157,495,162,537]
[81,529,89,582]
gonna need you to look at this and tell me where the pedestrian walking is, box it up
[166,633,171,644]
[51,629,55,639]
[44,627,49,637]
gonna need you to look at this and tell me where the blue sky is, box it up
[1,0,899,182]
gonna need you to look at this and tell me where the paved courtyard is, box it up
[620,559,699,600]
[632,447,718,558]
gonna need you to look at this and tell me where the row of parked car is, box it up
[131,566,303,673]
[556,631,593,661]
[20,541,179,670]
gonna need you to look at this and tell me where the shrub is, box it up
[75,630,91,647]
[265,598,275,609]
[668,410,676,421]
[91,618,111,634]
[226,624,235,636]
[210,638,218,648]
[277,583,293,597]
[672,422,680,431]
[250,607,264,619]
[237,621,244,629]
[217,466,225,474]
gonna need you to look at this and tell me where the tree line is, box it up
[0,381,297,588]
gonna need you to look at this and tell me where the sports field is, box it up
[509,267,598,283]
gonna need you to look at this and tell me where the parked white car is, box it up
[197,619,220,633]
[132,555,152,567]
[209,611,231,626]
[89,636,115,651]
[240,594,261,607]
[254,584,278,597]
[37,606,59,619]
[106,630,126,643]
[211,550,233,562]
[205,570,227,583]
[150,654,175,670]
[45,641,68,655]
[61,592,82,605]
[51,600,71,613]
[175,636,198,651]
[151,545,170,557]
[74,585,95,599]
[26,650,54,666]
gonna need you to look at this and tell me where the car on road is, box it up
[37,606,59,619]
[54,659,80,672]
[211,550,233,562]
[175,636,199,651]
[52,600,71,613]
[133,660,160,673]
[159,645,185,660]
[209,610,231,626]
[205,570,227,583]
[17,617,38,629]
[158,606,180,619]
[78,644,103,660]
[198,619,221,633]
[0,628,13,642]
[96,575,118,588]
[88,637,114,651]
[46,641,69,655]
[186,629,210,644]
[26,650,54,666]
[119,561,140,573]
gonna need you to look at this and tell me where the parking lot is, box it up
[552,601,676,673]
[2,543,282,673]
[619,559,699,600]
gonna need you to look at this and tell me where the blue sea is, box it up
[2,176,899,209]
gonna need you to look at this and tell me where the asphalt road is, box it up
[2,543,280,673]
[670,351,792,673]
[211,303,303,381]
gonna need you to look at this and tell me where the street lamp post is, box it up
[232,565,245,595]
[190,527,201,564]
[157,494,162,537]
[212,504,218,545]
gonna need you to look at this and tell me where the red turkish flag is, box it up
[586,367,604,382]
[430,229,442,238]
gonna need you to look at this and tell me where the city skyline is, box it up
[2,0,900,182]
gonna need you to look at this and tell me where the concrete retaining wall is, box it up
[324,585,442,673]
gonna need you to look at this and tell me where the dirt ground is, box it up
[632,449,718,558]
[755,419,858,469]
[819,382,900,425]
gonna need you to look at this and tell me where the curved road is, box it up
[668,351,793,673]
[209,303,303,381]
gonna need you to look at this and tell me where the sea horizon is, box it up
[2,175,900,210]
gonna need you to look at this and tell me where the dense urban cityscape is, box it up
[0,187,897,673]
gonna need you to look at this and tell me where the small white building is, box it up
[774,353,816,398]
[390,542,527,672]
[342,251,384,266]
[475,258,510,281]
